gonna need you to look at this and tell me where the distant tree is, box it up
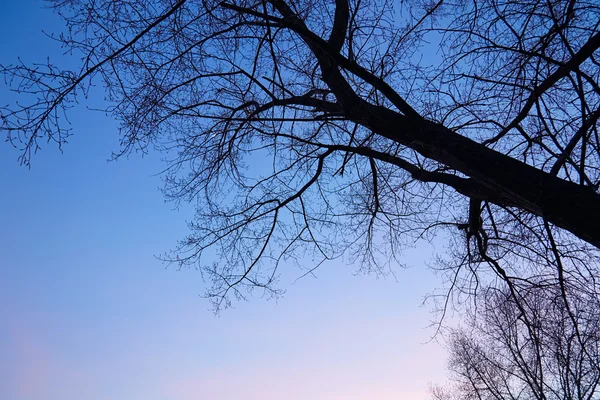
[2,0,600,310]
[431,279,600,400]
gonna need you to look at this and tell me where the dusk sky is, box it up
[1,1,448,399]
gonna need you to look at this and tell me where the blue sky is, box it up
[0,1,448,399]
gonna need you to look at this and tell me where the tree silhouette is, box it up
[432,280,600,400]
[2,0,600,309]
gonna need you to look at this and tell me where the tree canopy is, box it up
[2,0,600,332]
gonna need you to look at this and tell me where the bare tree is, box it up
[432,278,600,400]
[2,0,600,309]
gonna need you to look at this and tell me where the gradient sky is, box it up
[0,2,449,399]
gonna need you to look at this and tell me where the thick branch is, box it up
[328,0,349,54]
[359,105,600,248]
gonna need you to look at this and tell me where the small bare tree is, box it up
[433,278,600,400]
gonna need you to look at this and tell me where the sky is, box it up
[0,1,448,399]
